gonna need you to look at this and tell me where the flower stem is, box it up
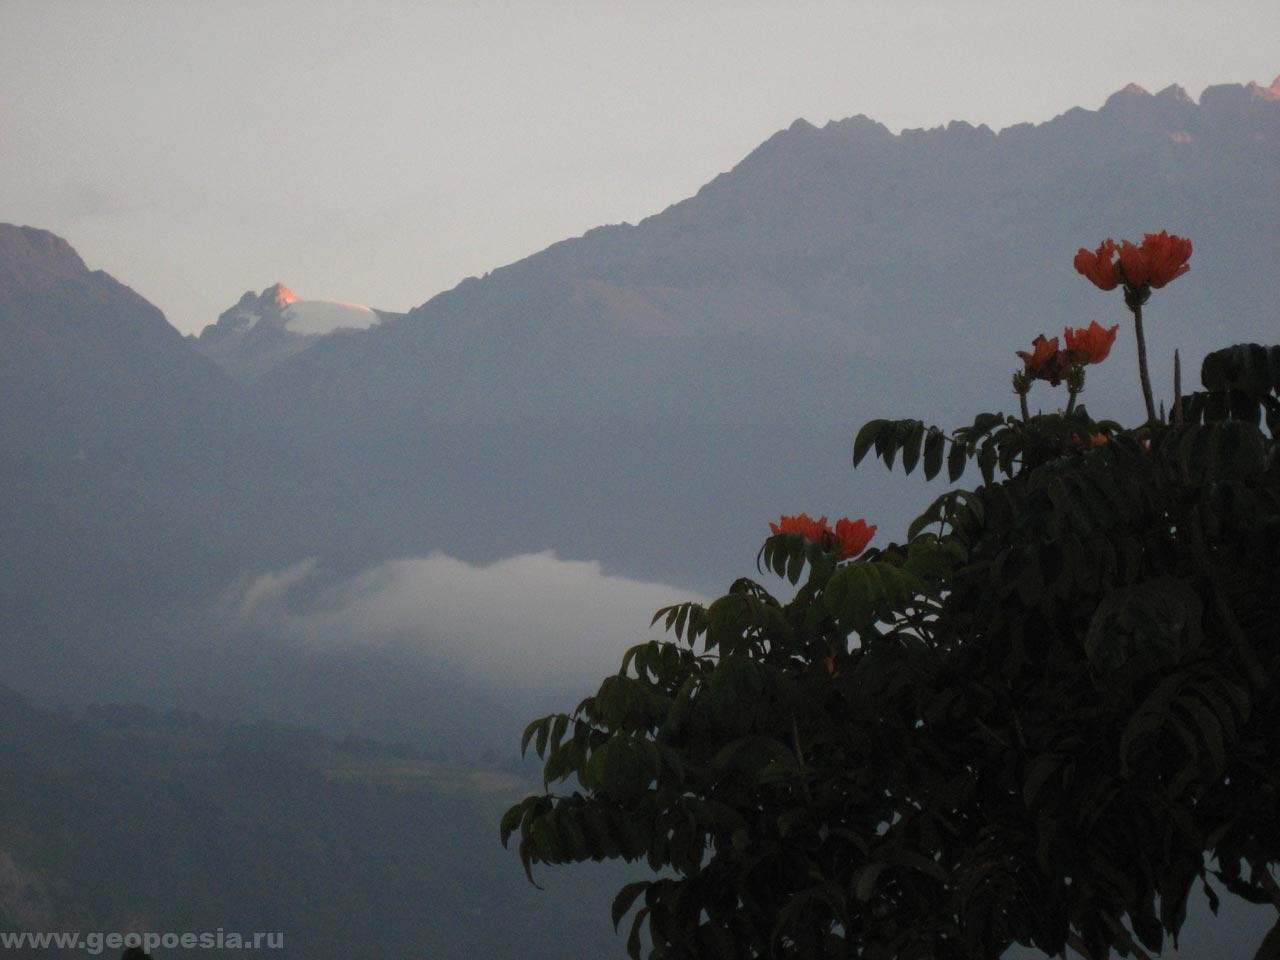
[1130,300,1157,422]
[1019,391,1030,422]
[1065,389,1078,416]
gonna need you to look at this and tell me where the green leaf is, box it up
[626,906,649,959]
[521,717,548,758]
[612,880,651,931]
[854,419,888,467]
[948,435,969,481]
[923,427,945,480]
[499,802,525,847]
[873,421,901,469]
[901,421,925,475]
[977,439,998,484]
[968,412,1007,445]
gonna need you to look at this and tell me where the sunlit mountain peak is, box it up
[264,282,300,307]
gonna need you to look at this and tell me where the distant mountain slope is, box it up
[0,224,233,453]
[1,76,1277,702]
[0,225,295,687]
[253,78,1280,586]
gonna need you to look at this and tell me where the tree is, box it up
[502,233,1280,959]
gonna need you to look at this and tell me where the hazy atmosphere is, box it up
[4,2,1279,957]
[3,1,1277,333]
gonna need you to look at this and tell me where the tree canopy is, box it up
[502,232,1280,959]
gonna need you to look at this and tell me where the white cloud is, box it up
[223,551,708,692]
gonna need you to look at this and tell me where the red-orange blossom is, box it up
[1063,321,1119,365]
[770,514,876,561]
[1075,231,1192,291]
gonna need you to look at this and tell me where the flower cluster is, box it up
[1016,321,1118,385]
[769,514,876,560]
[1074,231,1192,292]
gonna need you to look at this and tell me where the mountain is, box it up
[192,283,404,380]
[3,79,1278,713]
[2,76,1278,960]
[250,77,1280,587]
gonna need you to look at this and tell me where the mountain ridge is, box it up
[1,72,1277,704]
[1,77,1277,958]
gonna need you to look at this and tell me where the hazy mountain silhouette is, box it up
[247,76,1280,587]
[3,76,1279,713]
[2,76,1278,960]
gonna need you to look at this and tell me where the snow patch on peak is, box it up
[281,300,379,336]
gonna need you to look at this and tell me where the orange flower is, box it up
[1138,230,1193,288]
[769,514,876,560]
[770,513,831,541]
[1074,239,1120,290]
[1078,231,1191,291]
[1016,334,1068,385]
[1063,321,1119,365]
[833,517,876,560]
[822,655,839,678]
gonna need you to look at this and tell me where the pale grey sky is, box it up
[2,0,1276,334]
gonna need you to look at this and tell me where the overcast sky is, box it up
[2,0,1277,335]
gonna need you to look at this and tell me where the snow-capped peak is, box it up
[193,283,402,380]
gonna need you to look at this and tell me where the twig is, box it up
[1128,298,1158,422]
